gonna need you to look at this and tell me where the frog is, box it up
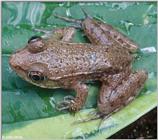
[9,12,148,120]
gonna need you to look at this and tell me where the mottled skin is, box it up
[82,18,138,53]
[54,14,138,52]
[9,16,148,117]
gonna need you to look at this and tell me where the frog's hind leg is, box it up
[98,70,148,118]
[74,70,147,124]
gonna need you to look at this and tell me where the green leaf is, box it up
[2,92,157,139]
[2,1,157,139]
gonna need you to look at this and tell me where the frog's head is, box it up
[9,36,59,88]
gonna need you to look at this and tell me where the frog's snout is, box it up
[9,54,18,69]
[9,53,23,71]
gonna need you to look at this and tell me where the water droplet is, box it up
[66,8,71,17]
[49,97,56,108]
[148,72,155,79]
[59,3,64,7]
[140,47,156,54]
[143,16,149,25]
[16,25,20,29]
[15,91,21,96]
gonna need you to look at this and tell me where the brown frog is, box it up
[9,14,148,120]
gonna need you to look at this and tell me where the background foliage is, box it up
[2,2,157,139]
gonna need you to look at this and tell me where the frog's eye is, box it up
[27,36,46,53]
[28,36,41,43]
[28,63,47,82]
[28,71,46,82]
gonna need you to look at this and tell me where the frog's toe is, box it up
[56,105,69,111]
[73,111,104,124]
[64,95,75,102]
[56,98,77,112]
[56,100,71,111]
[69,102,80,112]
[33,28,53,39]
[56,94,84,112]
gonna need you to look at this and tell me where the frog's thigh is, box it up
[98,70,147,114]
[70,82,89,112]
[52,27,76,42]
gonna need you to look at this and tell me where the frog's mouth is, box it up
[12,66,60,89]
[10,61,60,89]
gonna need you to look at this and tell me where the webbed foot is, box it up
[56,95,75,111]
[56,95,84,112]
[73,109,111,125]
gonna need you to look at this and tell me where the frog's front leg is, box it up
[52,27,76,42]
[57,82,89,112]
[98,70,148,116]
